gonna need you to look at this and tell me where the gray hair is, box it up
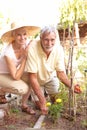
[40,26,59,39]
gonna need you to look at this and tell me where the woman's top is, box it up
[0,43,23,74]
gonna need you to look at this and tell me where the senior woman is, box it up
[0,22,40,114]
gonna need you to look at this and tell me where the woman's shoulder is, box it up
[0,44,11,55]
[4,43,14,57]
[4,43,12,49]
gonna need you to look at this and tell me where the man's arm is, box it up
[57,71,82,93]
[57,71,71,89]
[28,73,48,114]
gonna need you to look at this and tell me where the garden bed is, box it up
[0,92,87,130]
[42,109,87,130]
[0,100,41,130]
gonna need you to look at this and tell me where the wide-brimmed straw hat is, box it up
[1,21,40,43]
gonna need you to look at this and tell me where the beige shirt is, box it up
[25,40,65,85]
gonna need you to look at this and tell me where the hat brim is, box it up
[1,26,40,43]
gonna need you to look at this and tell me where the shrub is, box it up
[46,98,63,123]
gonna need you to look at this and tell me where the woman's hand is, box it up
[21,40,33,59]
[23,40,33,58]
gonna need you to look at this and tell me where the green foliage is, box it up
[10,108,19,113]
[59,0,87,29]
[76,48,87,75]
[47,98,63,123]
[81,119,87,128]
[56,82,69,106]
[6,125,16,130]
[34,32,40,39]
[49,102,63,122]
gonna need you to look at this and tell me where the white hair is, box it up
[40,26,60,41]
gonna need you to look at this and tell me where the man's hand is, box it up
[35,100,48,115]
[39,100,48,115]
[74,84,82,94]
[40,105,48,115]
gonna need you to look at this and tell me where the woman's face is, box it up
[12,27,27,45]
[41,32,56,54]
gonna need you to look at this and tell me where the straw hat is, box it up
[1,22,40,43]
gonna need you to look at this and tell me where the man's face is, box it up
[41,32,56,54]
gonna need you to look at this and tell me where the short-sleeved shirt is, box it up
[25,40,65,85]
[0,44,22,73]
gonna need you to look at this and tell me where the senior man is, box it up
[25,26,81,114]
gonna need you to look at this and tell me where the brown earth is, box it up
[0,100,41,130]
[42,90,87,130]
[0,95,87,130]
[43,108,87,130]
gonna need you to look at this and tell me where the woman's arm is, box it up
[4,43,30,80]
[4,55,27,80]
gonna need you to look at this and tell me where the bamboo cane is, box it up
[69,22,77,117]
